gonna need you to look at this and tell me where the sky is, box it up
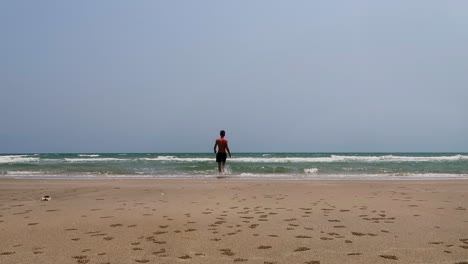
[1,1,467,153]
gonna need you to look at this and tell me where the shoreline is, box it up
[1,178,467,263]
[2,173,468,181]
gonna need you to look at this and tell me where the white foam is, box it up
[233,172,468,180]
[330,154,468,162]
[78,154,100,157]
[231,157,329,163]
[128,154,468,164]
[0,155,40,164]
[231,155,468,163]
[64,158,126,162]
[341,173,468,180]
[6,171,45,175]
[304,168,319,174]
[140,156,213,162]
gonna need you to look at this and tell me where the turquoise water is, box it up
[1,153,468,180]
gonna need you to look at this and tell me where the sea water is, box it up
[1,153,468,180]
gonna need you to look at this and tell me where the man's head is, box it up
[220,130,226,137]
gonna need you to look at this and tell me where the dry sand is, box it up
[0,178,467,264]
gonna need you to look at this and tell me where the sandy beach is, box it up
[0,179,467,264]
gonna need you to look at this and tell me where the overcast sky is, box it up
[1,1,467,153]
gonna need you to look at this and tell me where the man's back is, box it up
[216,138,228,153]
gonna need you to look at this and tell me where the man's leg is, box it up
[218,162,222,173]
[221,161,226,173]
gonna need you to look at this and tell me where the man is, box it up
[214,130,232,173]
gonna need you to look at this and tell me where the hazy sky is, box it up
[1,1,467,153]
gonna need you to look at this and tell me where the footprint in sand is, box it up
[258,245,272,249]
[220,248,235,256]
[73,255,89,264]
[152,249,166,255]
[294,247,311,252]
[179,255,191,259]
[380,255,398,260]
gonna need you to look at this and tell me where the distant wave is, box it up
[140,156,213,162]
[78,154,100,157]
[231,155,468,163]
[64,158,127,162]
[0,155,40,164]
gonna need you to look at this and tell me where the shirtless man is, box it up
[213,130,232,173]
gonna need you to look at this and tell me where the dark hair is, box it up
[220,130,226,137]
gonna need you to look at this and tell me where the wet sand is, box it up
[0,178,467,264]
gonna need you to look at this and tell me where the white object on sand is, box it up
[41,195,51,201]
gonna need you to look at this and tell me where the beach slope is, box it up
[0,179,467,263]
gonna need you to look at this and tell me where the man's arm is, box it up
[214,141,218,154]
[226,143,232,158]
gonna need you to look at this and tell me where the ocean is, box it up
[1,153,468,180]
